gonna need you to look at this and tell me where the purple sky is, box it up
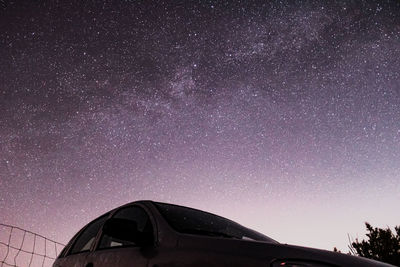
[1,0,400,252]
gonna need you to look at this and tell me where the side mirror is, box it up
[102,218,142,244]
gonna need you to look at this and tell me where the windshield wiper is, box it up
[180,228,239,239]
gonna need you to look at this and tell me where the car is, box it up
[53,200,394,267]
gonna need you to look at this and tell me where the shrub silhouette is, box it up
[349,223,400,266]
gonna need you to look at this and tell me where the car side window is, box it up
[99,206,153,249]
[69,214,108,254]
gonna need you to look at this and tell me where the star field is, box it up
[1,0,400,252]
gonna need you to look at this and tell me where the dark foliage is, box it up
[350,223,400,266]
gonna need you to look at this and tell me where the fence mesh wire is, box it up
[0,223,65,267]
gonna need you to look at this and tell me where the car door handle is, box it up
[85,263,94,267]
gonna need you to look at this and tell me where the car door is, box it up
[54,214,108,267]
[85,205,154,267]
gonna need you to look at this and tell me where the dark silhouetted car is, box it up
[53,200,394,267]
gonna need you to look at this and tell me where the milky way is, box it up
[1,0,400,251]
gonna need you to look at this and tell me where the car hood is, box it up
[177,234,394,267]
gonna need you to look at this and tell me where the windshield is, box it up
[154,202,277,243]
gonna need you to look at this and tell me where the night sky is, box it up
[1,0,400,252]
